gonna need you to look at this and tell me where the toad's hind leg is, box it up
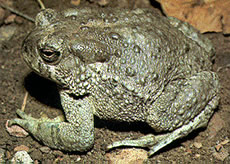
[148,95,219,156]
[107,97,218,156]
[107,71,219,156]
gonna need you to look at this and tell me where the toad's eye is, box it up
[39,48,61,63]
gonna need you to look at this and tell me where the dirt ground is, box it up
[0,0,230,163]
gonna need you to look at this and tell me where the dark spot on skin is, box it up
[37,123,42,133]
[114,50,122,57]
[80,26,90,30]
[71,16,77,20]
[45,12,53,19]
[51,124,56,145]
[80,22,86,25]
[133,45,141,53]
[69,93,89,100]
[185,44,190,53]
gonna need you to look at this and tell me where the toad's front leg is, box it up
[9,90,95,152]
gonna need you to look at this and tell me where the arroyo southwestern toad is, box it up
[9,7,219,156]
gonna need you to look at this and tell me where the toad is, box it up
[9,7,219,156]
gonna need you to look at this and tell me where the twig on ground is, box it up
[21,91,28,112]
[0,4,35,22]
[217,64,230,72]
[37,0,46,9]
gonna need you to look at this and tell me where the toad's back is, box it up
[37,7,214,76]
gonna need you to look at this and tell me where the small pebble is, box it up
[220,139,229,145]
[34,160,39,164]
[195,154,200,158]
[6,151,11,160]
[14,145,30,152]
[11,151,33,163]
[0,148,6,163]
[53,150,64,157]
[0,26,18,43]
[215,144,222,152]
[4,14,16,24]
[15,16,24,24]
[39,146,51,153]
[0,8,6,24]
[106,148,148,164]
[193,142,202,149]
[213,148,229,161]
[97,0,109,6]
[71,0,80,6]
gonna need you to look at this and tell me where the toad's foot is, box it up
[8,96,94,152]
[8,109,67,137]
[9,109,63,124]
[107,96,218,157]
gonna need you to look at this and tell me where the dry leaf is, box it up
[5,120,29,137]
[157,0,230,34]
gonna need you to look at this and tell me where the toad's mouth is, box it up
[56,83,70,90]
[58,87,90,100]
